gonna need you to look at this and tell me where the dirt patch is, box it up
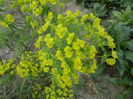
[73,74,123,99]
[0,47,16,60]
[64,2,82,13]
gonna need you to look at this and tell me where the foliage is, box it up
[76,0,133,98]
[0,0,59,55]
[106,6,133,99]
[91,5,133,99]
[0,0,117,98]
[76,0,133,17]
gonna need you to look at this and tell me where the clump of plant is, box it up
[91,5,133,99]
[75,0,133,18]
[0,0,60,54]
[106,6,133,99]
[0,6,118,98]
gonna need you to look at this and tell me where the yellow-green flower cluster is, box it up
[37,11,54,34]
[0,58,16,75]
[16,52,39,78]
[0,10,117,99]
[9,0,58,32]
[55,24,68,38]
[44,34,54,48]
[39,85,74,99]
[32,10,118,98]
[82,13,117,66]
[0,14,14,27]
[11,0,58,16]
[30,20,38,29]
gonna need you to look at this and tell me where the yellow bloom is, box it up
[61,61,70,75]
[72,39,85,50]
[59,3,65,8]
[69,94,74,97]
[55,24,68,38]
[42,23,48,32]
[57,14,63,20]
[0,14,14,27]
[52,68,58,75]
[98,26,107,36]
[88,45,97,59]
[33,7,42,16]
[20,5,31,12]
[16,65,29,78]
[37,27,43,34]
[0,22,8,27]
[87,59,97,74]
[74,10,81,17]
[35,36,43,48]
[45,86,51,93]
[44,34,51,42]
[47,59,53,66]
[108,41,116,49]
[5,14,14,23]
[61,61,68,68]
[25,16,31,22]
[81,14,89,22]
[55,49,64,61]
[57,89,62,95]
[75,50,85,59]
[30,20,38,29]
[61,74,72,87]
[107,36,116,49]
[10,71,14,75]
[66,10,73,18]
[30,1,38,9]
[112,51,118,59]
[93,17,100,28]
[43,67,49,72]
[77,39,85,48]
[66,33,74,45]
[46,11,53,21]
[72,42,80,50]
[44,34,54,48]
[64,46,73,58]
[73,56,83,72]
[106,58,116,66]
[46,38,54,48]
[48,0,57,5]
[72,72,79,84]
[89,13,95,19]
[39,0,47,5]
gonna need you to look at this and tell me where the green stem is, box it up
[19,78,27,99]
[83,0,85,8]
[27,82,33,98]
[4,85,6,98]
[5,42,14,50]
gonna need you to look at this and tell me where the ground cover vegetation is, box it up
[75,0,133,98]
[0,0,132,99]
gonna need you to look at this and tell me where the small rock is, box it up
[5,50,10,54]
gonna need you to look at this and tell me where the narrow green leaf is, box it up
[123,88,133,97]
[108,77,127,86]
[128,40,133,51]
[118,58,129,76]
[112,10,122,20]
[125,51,133,62]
